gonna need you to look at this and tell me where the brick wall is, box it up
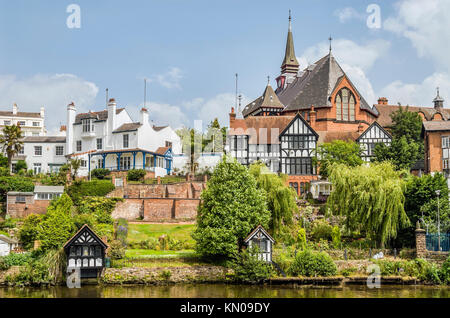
[114,182,206,199]
[7,194,51,218]
[415,228,427,258]
[111,199,143,220]
[424,131,445,173]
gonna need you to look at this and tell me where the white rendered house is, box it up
[66,99,182,177]
[0,103,46,136]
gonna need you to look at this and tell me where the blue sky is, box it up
[0,0,449,132]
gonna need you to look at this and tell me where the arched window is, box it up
[335,88,356,121]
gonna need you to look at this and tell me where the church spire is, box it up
[281,10,300,75]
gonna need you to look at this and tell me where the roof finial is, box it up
[289,10,292,31]
[437,86,440,97]
[328,35,333,53]
[267,76,270,85]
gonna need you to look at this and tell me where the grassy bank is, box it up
[127,223,195,244]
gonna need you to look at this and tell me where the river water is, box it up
[0,284,449,298]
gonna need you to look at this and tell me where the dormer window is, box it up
[335,88,356,121]
[82,119,94,132]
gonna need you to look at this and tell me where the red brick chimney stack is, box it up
[377,97,388,105]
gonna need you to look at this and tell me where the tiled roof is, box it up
[422,120,450,131]
[112,123,142,133]
[0,111,42,118]
[375,104,450,127]
[230,115,295,144]
[23,136,66,143]
[242,84,284,117]
[74,108,125,124]
[155,147,170,155]
[276,53,377,116]
[0,235,18,244]
[153,125,168,131]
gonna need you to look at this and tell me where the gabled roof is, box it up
[277,53,376,115]
[0,111,42,118]
[112,123,142,133]
[155,147,170,155]
[23,136,66,143]
[279,113,319,138]
[242,84,285,117]
[0,235,18,244]
[63,224,108,250]
[74,108,125,124]
[244,225,275,244]
[422,120,450,132]
[356,121,392,142]
[153,125,168,131]
[375,104,450,127]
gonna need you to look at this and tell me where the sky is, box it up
[0,0,450,133]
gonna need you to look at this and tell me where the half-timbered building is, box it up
[244,225,275,263]
[356,122,392,162]
[64,224,108,279]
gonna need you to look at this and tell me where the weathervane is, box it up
[328,35,333,53]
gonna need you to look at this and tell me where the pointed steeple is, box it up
[261,81,284,109]
[433,87,444,109]
[281,10,300,75]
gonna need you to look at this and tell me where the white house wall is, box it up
[21,142,67,173]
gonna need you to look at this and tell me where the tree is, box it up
[37,193,76,251]
[69,158,82,180]
[249,162,297,237]
[373,107,423,170]
[313,140,363,178]
[327,162,410,246]
[14,160,27,173]
[204,118,227,153]
[0,124,24,173]
[192,156,270,259]
[177,127,202,175]
[18,214,42,250]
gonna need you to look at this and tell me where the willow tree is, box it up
[249,162,297,237]
[327,162,410,246]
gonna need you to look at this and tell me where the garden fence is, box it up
[426,233,450,252]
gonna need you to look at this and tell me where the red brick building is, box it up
[228,14,448,195]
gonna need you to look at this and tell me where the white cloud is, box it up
[148,67,183,90]
[380,72,450,106]
[297,38,390,106]
[0,73,98,133]
[384,0,450,70]
[334,7,365,23]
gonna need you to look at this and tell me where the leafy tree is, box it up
[0,176,34,202]
[313,140,363,178]
[67,180,115,205]
[69,158,82,180]
[203,118,227,153]
[373,106,423,170]
[18,214,42,250]
[37,194,76,251]
[249,162,297,237]
[327,162,410,246]
[177,127,202,174]
[0,124,23,173]
[14,160,27,173]
[192,156,270,259]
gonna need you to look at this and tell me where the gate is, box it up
[426,233,450,252]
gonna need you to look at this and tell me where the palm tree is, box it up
[0,124,24,173]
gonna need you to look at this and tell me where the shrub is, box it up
[310,219,333,241]
[339,267,358,277]
[67,180,115,204]
[0,167,9,176]
[160,270,172,280]
[297,228,307,250]
[109,240,125,260]
[18,214,42,250]
[115,218,128,246]
[288,250,337,277]
[0,253,33,270]
[91,168,111,180]
[127,169,146,182]
[331,226,341,248]
[13,260,51,286]
[15,160,27,173]
[233,248,274,283]
[440,256,450,285]
[0,176,34,202]
[0,218,17,230]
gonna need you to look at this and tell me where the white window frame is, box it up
[34,146,42,156]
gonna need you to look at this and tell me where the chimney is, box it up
[12,103,18,115]
[140,108,149,125]
[229,107,236,124]
[40,107,45,118]
[377,97,388,105]
[66,102,76,155]
[309,105,316,127]
[107,98,117,147]
[60,125,67,132]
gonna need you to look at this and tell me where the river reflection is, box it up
[0,284,449,298]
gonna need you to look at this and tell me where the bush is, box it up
[127,169,146,182]
[288,250,337,277]
[109,240,125,260]
[331,226,341,248]
[0,167,9,176]
[440,256,450,285]
[67,180,115,204]
[233,248,274,283]
[310,219,333,241]
[91,168,111,180]
[18,214,42,250]
[0,176,34,202]
[15,160,27,173]
[297,228,307,250]
[0,218,17,230]
[0,253,33,270]
[115,218,128,246]
[12,260,51,286]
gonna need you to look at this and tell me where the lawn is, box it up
[125,249,196,258]
[127,223,196,245]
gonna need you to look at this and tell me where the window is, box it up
[96,138,103,150]
[32,132,39,136]
[32,122,40,127]
[55,146,64,156]
[76,140,82,152]
[82,119,93,132]
[18,146,24,155]
[120,157,131,170]
[289,182,299,196]
[33,163,42,174]
[284,158,313,175]
[4,120,10,126]
[165,141,172,148]
[123,134,129,148]
[16,196,26,203]
[97,159,104,168]
[34,146,42,156]
[18,121,26,126]
[36,193,61,200]
[442,136,450,171]
[335,88,356,121]
[81,160,87,168]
